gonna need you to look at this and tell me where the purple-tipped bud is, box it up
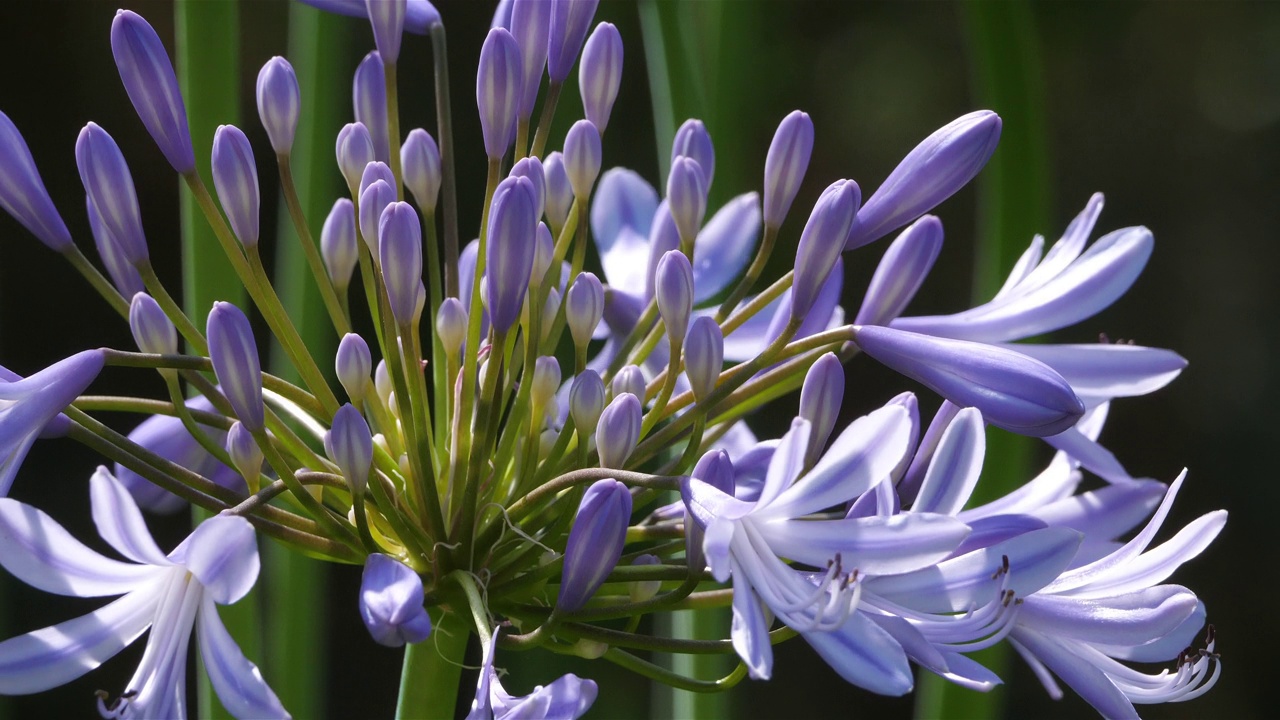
[374,359,394,409]
[565,272,605,347]
[485,177,539,335]
[531,356,561,410]
[129,292,176,356]
[226,421,263,488]
[851,325,1084,436]
[436,297,468,355]
[543,151,573,232]
[360,554,433,646]
[666,157,707,247]
[360,179,396,253]
[87,196,144,297]
[206,302,264,432]
[629,554,661,602]
[256,57,300,155]
[612,365,646,404]
[557,478,630,611]
[763,110,814,229]
[211,125,260,248]
[510,156,546,221]
[477,28,523,160]
[792,179,859,322]
[110,10,194,174]
[401,129,442,213]
[654,250,694,345]
[531,222,555,284]
[353,51,390,163]
[361,161,397,197]
[76,123,148,265]
[548,0,600,84]
[563,120,602,200]
[799,352,844,463]
[569,370,606,433]
[671,119,714,188]
[327,403,374,494]
[337,333,373,404]
[579,23,623,133]
[847,110,1001,250]
[322,199,359,289]
[366,0,406,64]
[378,202,424,326]
[683,316,723,402]
[0,112,72,250]
[337,122,376,196]
[510,0,552,118]
[686,448,733,568]
[855,215,944,326]
[596,392,641,469]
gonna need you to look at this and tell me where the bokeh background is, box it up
[0,1,1274,718]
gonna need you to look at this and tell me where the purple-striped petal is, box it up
[174,515,259,605]
[197,596,289,718]
[731,567,773,679]
[1011,628,1139,720]
[90,467,169,566]
[912,407,985,516]
[757,512,969,575]
[803,612,913,696]
[1018,586,1199,647]
[691,192,760,303]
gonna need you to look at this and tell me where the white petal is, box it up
[0,585,159,693]
[198,597,290,719]
[174,515,260,605]
[90,467,170,566]
[992,234,1044,301]
[718,293,785,362]
[757,513,969,575]
[1003,343,1185,405]
[730,565,772,680]
[1032,480,1165,540]
[755,418,810,509]
[912,407,985,515]
[598,227,651,299]
[1062,511,1227,599]
[0,498,158,596]
[1011,193,1104,296]
[590,168,658,253]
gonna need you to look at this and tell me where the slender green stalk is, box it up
[429,22,461,299]
[528,82,562,159]
[277,156,351,335]
[61,246,130,317]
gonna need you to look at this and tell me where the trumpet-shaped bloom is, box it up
[466,631,597,720]
[0,468,286,719]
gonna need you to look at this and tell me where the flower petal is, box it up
[1011,193,1104,296]
[691,193,760,302]
[1043,426,1135,484]
[599,227,652,300]
[1018,586,1199,647]
[0,497,158,596]
[590,167,658,252]
[730,566,773,680]
[758,512,969,575]
[1002,343,1186,405]
[1011,628,1139,720]
[912,407,985,515]
[1031,480,1165,541]
[173,515,260,605]
[1093,599,1206,663]
[197,596,290,719]
[803,611,913,696]
[1060,511,1227,599]
[755,418,810,509]
[90,467,170,566]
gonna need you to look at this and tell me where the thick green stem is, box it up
[396,610,470,720]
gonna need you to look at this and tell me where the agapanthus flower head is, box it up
[0,111,72,251]
[110,9,195,174]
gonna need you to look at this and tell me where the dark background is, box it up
[0,1,1273,718]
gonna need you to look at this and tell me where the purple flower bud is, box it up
[486,177,539,335]
[226,421,263,488]
[612,365,646,404]
[493,0,515,28]
[256,57,300,155]
[799,352,843,462]
[671,119,714,188]
[564,120,602,200]
[548,0,600,84]
[336,122,376,197]
[654,250,694,345]
[570,370,606,433]
[361,161,396,197]
[436,297,468,355]
[666,156,707,247]
[855,215,943,326]
[401,128,441,213]
[566,271,605,347]
[557,478,630,611]
[543,151,573,232]
[851,325,1085,436]
[327,403,374,493]
[510,0,552,118]
[792,179,859,322]
[531,221,555,284]
[763,110,814,229]
[211,125,260,248]
[579,23,623,133]
[87,196,144,297]
[532,356,561,410]
[360,554,433,646]
[297,0,440,34]
[206,302,265,432]
[359,179,396,253]
[129,292,176,356]
[374,359,393,409]
[322,199,359,289]
[0,112,72,250]
[847,110,1001,250]
[379,202,424,326]
[510,156,546,221]
[629,554,661,602]
[477,28,523,160]
[110,10,194,174]
[353,51,390,163]
[336,333,373,404]
[366,0,406,64]
[76,123,148,265]
[683,316,723,402]
[596,392,641,469]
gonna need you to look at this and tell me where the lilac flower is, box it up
[359,554,433,647]
[110,10,195,174]
[465,631,597,720]
[0,111,72,251]
[558,479,632,612]
[0,350,105,496]
[0,468,286,719]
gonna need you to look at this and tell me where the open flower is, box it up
[0,467,286,719]
[466,629,597,720]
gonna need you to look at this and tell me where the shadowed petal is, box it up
[730,566,773,679]
[90,467,170,566]
[803,612,913,696]
[1011,628,1139,720]
[692,193,760,302]
[912,407,985,515]
[197,596,290,719]
[757,512,969,575]
[173,516,259,605]
[1018,586,1198,647]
